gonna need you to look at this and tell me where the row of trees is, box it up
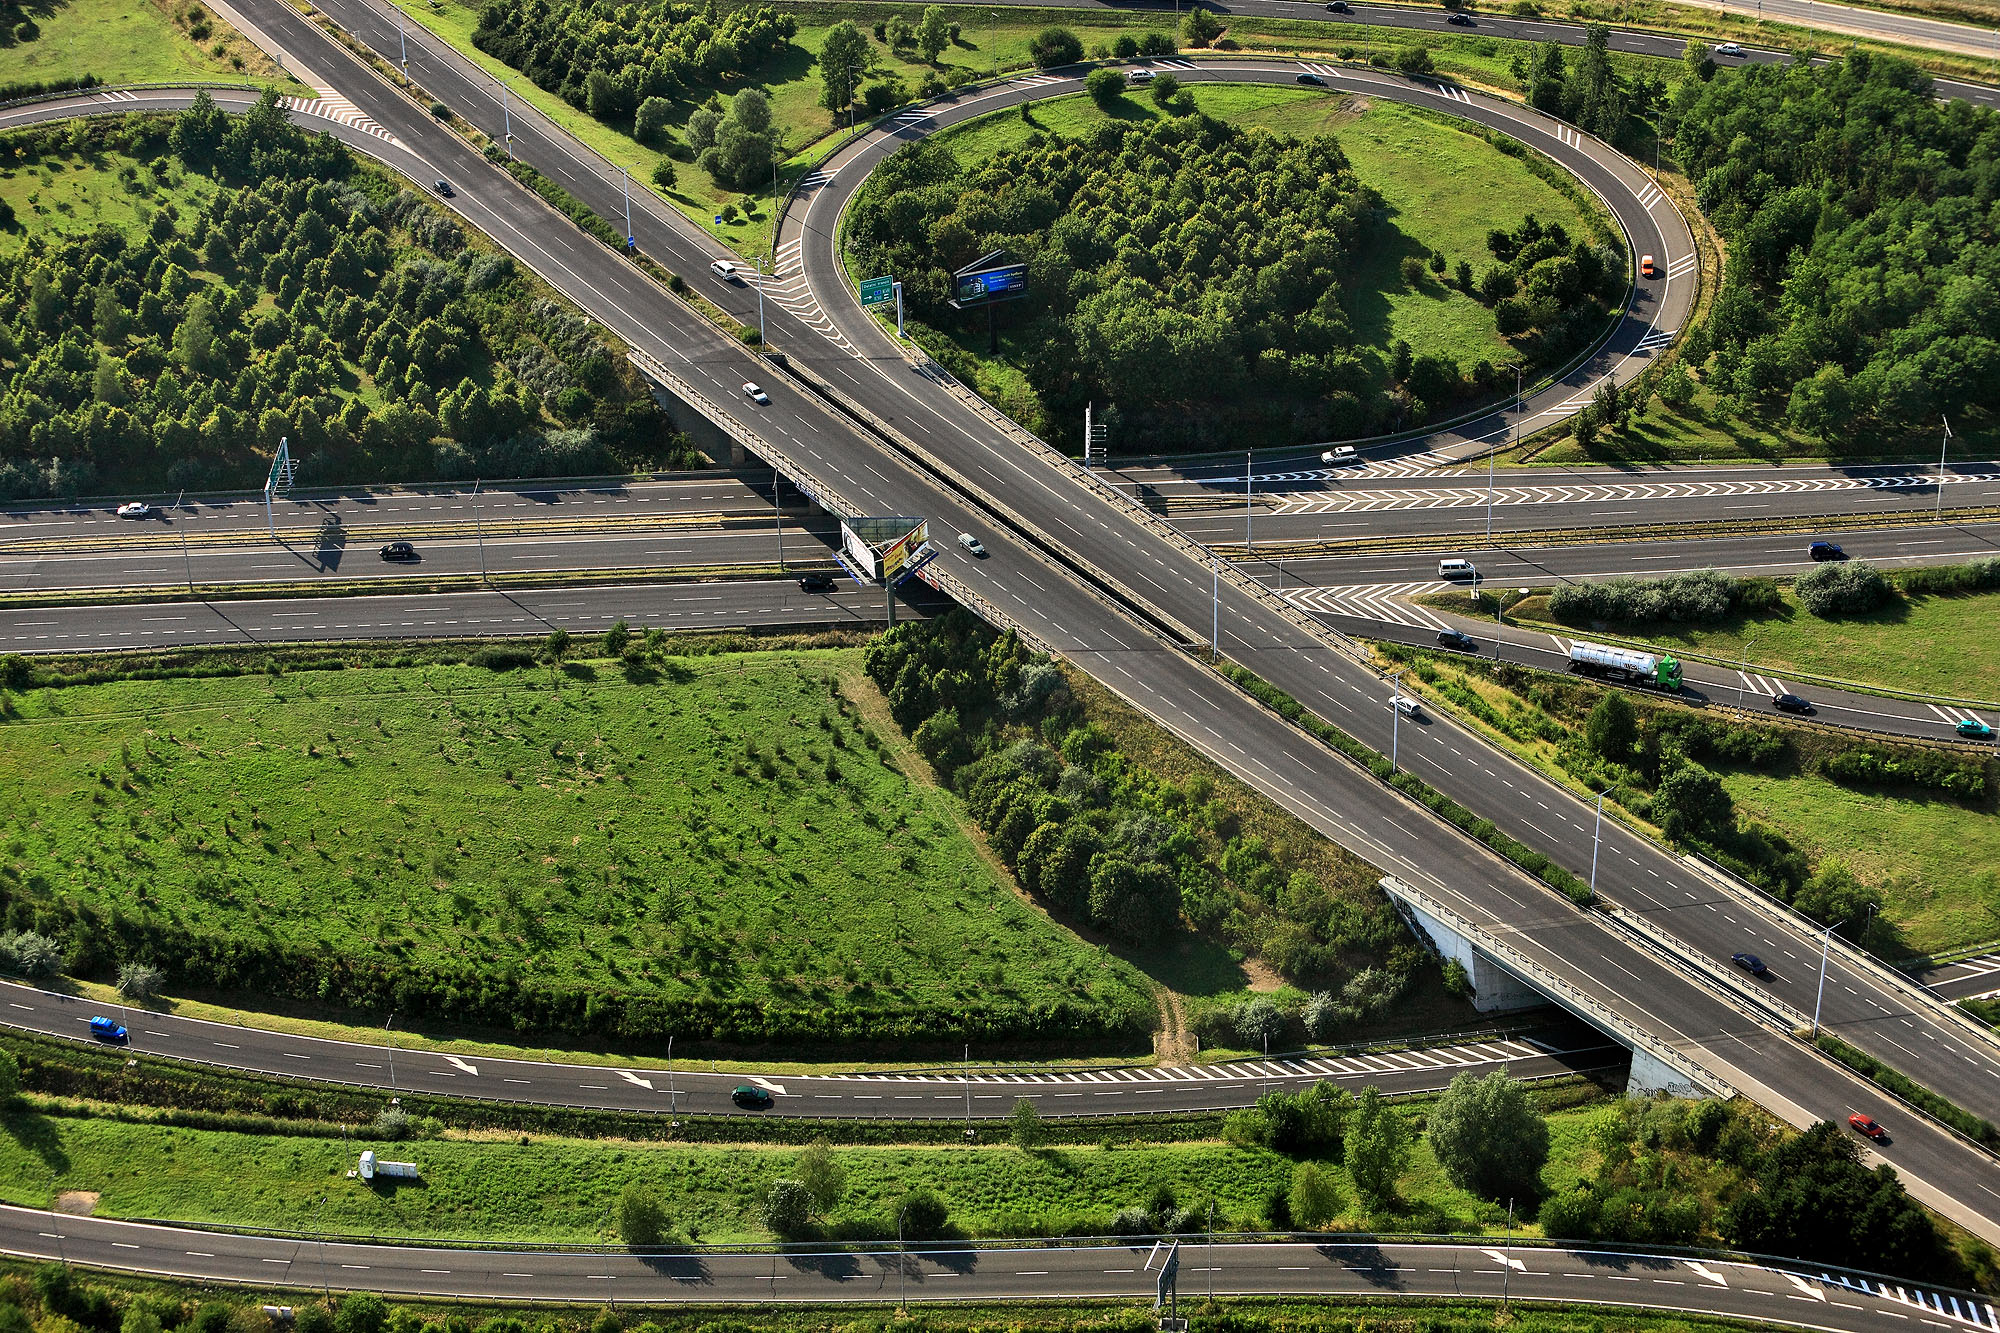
[472,0,795,126]
[1671,52,1999,441]
[864,615,1417,998]
[0,98,678,499]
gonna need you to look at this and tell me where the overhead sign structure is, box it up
[951,262,1027,310]
[859,276,895,308]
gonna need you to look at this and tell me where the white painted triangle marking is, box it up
[750,1076,788,1095]
[1685,1261,1728,1287]
[618,1069,655,1091]
[1481,1249,1527,1272]
[1782,1272,1827,1301]
[443,1055,479,1076]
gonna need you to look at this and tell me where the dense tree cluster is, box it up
[864,615,1415,1006]
[0,98,678,500]
[851,115,1413,447]
[472,0,796,127]
[1672,53,2000,441]
[1513,28,1666,148]
[1474,212,1626,371]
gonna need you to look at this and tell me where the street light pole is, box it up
[897,1202,910,1310]
[500,82,513,159]
[1211,556,1220,663]
[773,472,785,572]
[1388,669,1404,772]
[384,1014,399,1104]
[473,478,486,583]
[1736,636,1756,713]
[1588,789,1606,895]
[1811,917,1847,1037]
[667,1035,676,1113]
[1938,415,1951,524]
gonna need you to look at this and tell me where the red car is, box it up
[1848,1113,1887,1141]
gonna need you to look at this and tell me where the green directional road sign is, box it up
[859,276,895,308]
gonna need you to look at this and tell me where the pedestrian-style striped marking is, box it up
[756,239,856,354]
[282,93,396,146]
[1667,253,1698,279]
[1284,582,1456,631]
[1636,181,1664,211]
[813,1037,1547,1086]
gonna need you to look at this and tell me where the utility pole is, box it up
[1245,450,1253,556]
[773,472,785,572]
[667,1035,676,1114]
[473,479,486,582]
[1588,789,1606,895]
[385,1013,399,1105]
[1502,1197,1515,1309]
[963,1042,972,1139]
[1388,669,1404,772]
[1211,557,1219,663]
[1811,917,1848,1037]
[897,1202,910,1310]
[398,10,408,82]
[180,528,194,595]
[1938,415,1952,524]
[1736,635,1756,713]
[621,167,634,252]
[500,81,513,159]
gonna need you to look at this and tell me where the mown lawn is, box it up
[0,0,301,91]
[0,650,1151,1048]
[1510,587,2000,701]
[0,1094,1619,1242]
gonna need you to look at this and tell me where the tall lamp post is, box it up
[1811,918,1848,1038]
[1388,669,1404,772]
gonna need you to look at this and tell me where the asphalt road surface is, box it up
[0,981,1616,1118]
[8,12,2000,1249]
[2,1204,1989,1327]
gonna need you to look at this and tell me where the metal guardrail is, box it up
[1682,853,2000,1057]
[1380,876,1731,1098]
[1599,904,1811,1032]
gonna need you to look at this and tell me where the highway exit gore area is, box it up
[0,642,1153,1050]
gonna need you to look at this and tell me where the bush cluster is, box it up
[1474,212,1626,367]
[1546,568,1776,626]
[1896,556,2000,596]
[1794,560,1893,617]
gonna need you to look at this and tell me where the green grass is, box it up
[0,146,218,257]
[1722,769,2000,958]
[0,0,302,92]
[0,650,1151,1049]
[0,1093,1622,1243]
[1508,587,2000,703]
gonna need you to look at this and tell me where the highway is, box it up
[4,0,2000,1254]
[0,981,1616,1117]
[2,1205,1991,1326]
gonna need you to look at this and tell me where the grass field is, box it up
[0,146,219,258]
[0,0,299,92]
[0,649,1152,1049]
[1507,587,2000,702]
[0,1092,1618,1242]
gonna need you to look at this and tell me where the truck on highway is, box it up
[1566,641,1682,691]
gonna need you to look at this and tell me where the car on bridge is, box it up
[958,532,988,557]
[1958,718,1995,740]
[115,502,154,518]
[742,382,771,405]
[379,541,418,562]
[1730,952,1769,977]
[732,1084,774,1110]
[1849,1112,1889,1142]
[88,1016,127,1043]
[1772,692,1815,715]
[1809,540,1846,561]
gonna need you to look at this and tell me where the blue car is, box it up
[1957,718,1994,741]
[88,1016,127,1043]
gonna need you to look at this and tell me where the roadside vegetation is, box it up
[0,105,684,501]
[848,86,1616,450]
[1371,621,1996,957]
[0,637,1152,1052]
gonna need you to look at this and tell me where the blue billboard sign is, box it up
[953,263,1028,308]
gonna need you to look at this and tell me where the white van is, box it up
[1438,558,1477,579]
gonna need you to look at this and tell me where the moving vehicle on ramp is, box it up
[1567,641,1681,691]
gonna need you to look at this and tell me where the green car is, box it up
[1957,718,1995,740]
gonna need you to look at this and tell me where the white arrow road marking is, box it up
[1686,1261,1729,1287]
[1481,1249,1528,1272]
[750,1076,788,1095]
[443,1055,479,1076]
[618,1069,655,1091]
[1783,1272,1828,1301]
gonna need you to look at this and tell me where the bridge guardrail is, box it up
[1380,875,1731,1098]
[1598,904,1810,1032]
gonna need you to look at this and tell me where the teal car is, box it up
[1958,718,1995,740]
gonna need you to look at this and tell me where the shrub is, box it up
[1895,556,2000,597]
[1794,560,1892,617]
[764,1179,814,1236]
[1151,71,1182,106]
[1233,995,1284,1049]
[429,101,450,119]
[0,932,61,978]
[1393,44,1435,75]
[899,1188,950,1240]
[372,1105,412,1140]
[1084,67,1124,108]
[1289,1162,1341,1227]
[1427,1070,1548,1201]
[116,962,165,1002]
[1028,27,1083,67]
[617,1184,669,1245]
[1548,568,1743,625]
[470,647,536,671]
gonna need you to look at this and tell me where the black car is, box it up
[1447,10,1474,23]
[379,541,417,562]
[798,573,836,593]
[1436,629,1478,652]
[1808,541,1846,561]
[433,179,454,197]
[1326,1,1351,11]
[731,1084,774,1110]
[1731,952,1769,977]
[1772,692,1815,715]
[1297,71,1325,85]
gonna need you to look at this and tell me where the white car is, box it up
[710,259,746,282]
[115,502,154,519]
[1715,41,1745,56]
[1127,68,1155,83]
[1320,446,1358,465]
[957,532,987,557]
[1390,694,1422,718]
[742,382,770,405]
